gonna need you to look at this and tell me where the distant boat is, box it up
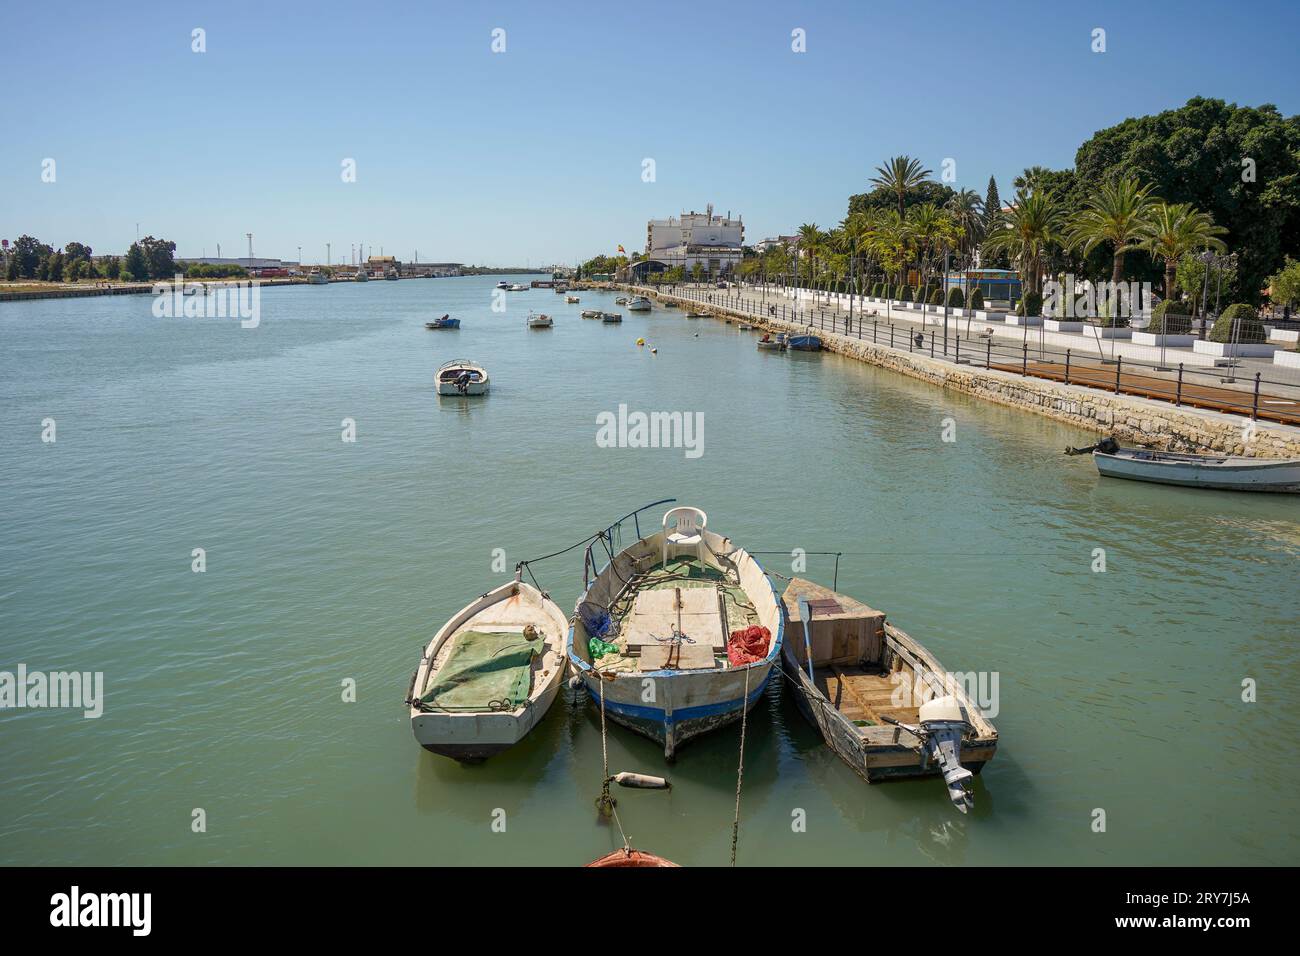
[686,309,707,318]
[1067,437,1300,492]
[738,324,754,330]
[385,270,399,281]
[627,296,651,312]
[307,271,328,285]
[425,314,460,330]
[436,359,489,396]
[756,333,785,351]
[601,312,622,323]
[527,311,553,328]
[615,296,629,305]
[355,270,369,282]
[509,283,528,292]
[580,309,602,319]
[566,295,580,304]
[780,577,997,814]
[788,334,822,351]
[496,281,510,289]
[407,573,567,760]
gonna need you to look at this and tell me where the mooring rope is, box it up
[730,664,751,867]
[594,672,631,850]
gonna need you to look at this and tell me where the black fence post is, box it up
[955,335,961,364]
[1252,372,1261,420]
[929,333,935,358]
[1064,349,1071,385]
[890,324,894,348]
[1176,364,1183,406]
[1022,343,1028,375]
[1115,356,1122,394]
[873,320,877,344]
[986,338,992,369]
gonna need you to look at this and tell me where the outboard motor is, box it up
[918,695,974,813]
[454,371,471,395]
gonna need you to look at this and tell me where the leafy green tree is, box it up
[1267,257,1300,308]
[138,236,177,279]
[102,256,121,280]
[123,242,147,281]
[64,241,93,263]
[1074,97,1300,304]
[47,252,65,282]
[10,235,50,278]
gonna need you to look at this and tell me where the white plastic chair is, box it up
[662,507,707,568]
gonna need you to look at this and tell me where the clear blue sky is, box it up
[3,0,1298,266]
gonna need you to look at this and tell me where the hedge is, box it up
[1209,303,1265,344]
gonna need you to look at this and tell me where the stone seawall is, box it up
[628,286,1300,459]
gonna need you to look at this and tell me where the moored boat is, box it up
[615,296,629,305]
[385,269,399,280]
[307,271,328,285]
[1067,437,1300,492]
[567,503,783,759]
[756,332,785,351]
[581,309,602,319]
[627,296,652,312]
[527,311,553,328]
[686,309,707,318]
[585,848,680,868]
[601,312,622,323]
[436,359,489,395]
[496,280,510,289]
[566,295,580,303]
[780,577,997,813]
[787,334,822,351]
[508,283,529,292]
[355,269,369,282]
[407,572,567,760]
[425,313,460,330]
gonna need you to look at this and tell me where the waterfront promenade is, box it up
[624,282,1300,456]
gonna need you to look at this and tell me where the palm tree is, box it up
[1013,166,1052,195]
[982,190,1062,296]
[945,188,985,262]
[1136,202,1227,302]
[1066,176,1158,284]
[871,155,932,216]
[796,222,822,291]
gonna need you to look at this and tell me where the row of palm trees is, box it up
[747,155,1230,314]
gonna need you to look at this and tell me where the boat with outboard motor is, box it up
[407,570,567,760]
[601,312,622,323]
[787,334,822,351]
[779,577,997,814]
[436,359,490,396]
[527,311,554,328]
[756,332,786,351]
[567,502,783,759]
[425,314,460,330]
[627,296,652,312]
[1066,437,1300,492]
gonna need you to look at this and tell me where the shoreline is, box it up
[622,283,1300,460]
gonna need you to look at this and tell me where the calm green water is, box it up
[1,275,1297,866]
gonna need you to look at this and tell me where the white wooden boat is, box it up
[407,574,567,761]
[1069,438,1300,492]
[527,311,553,328]
[615,296,629,305]
[780,578,997,813]
[436,359,489,395]
[496,281,510,289]
[581,309,602,319]
[756,333,785,351]
[508,283,528,292]
[566,295,580,303]
[567,504,783,759]
[686,310,706,318]
[627,296,652,312]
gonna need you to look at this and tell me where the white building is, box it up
[638,205,744,277]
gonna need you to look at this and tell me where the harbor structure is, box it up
[630,205,744,281]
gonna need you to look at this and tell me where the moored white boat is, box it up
[527,311,553,328]
[508,283,528,292]
[436,359,490,395]
[1069,437,1300,492]
[567,503,783,759]
[581,309,602,319]
[407,573,567,761]
[307,271,328,285]
[627,296,652,312]
[566,295,580,303]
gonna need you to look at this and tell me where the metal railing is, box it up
[633,283,1299,425]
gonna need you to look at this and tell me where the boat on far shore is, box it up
[1067,437,1300,492]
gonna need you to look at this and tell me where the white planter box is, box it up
[1132,331,1195,347]
[1267,328,1299,345]
[1006,314,1043,326]
[1273,349,1300,368]
[1044,319,1084,332]
[950,308,965,319]
[1081,325,1132,339]
[1193,340,1278,358]
[974,310,1007,322]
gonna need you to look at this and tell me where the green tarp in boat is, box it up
[420,630,541,711]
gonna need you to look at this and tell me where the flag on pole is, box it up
[617,245,625,254]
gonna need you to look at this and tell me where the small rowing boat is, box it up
[581,309,602,319]
[756,333,785,351]
[780,578,997,813]
[567,503,783,759]
[1066,437,1300,492]
[566,295,580,303]
[526,311,554,328]
[787,334,822,351]
[425,314,460,330]
[601,312,622,323]
[407,572,567,760]
[585,848,679,868]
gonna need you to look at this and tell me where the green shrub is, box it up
[928,288,944,305]
[967,288,984,310]
[911,285,922,302]
[872,282,883,297]
[947,287,965,308]
[897,284,911,301]
[1016,291,1042,317]
[1147,299,1192,335]
[1209,303,1265,344]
